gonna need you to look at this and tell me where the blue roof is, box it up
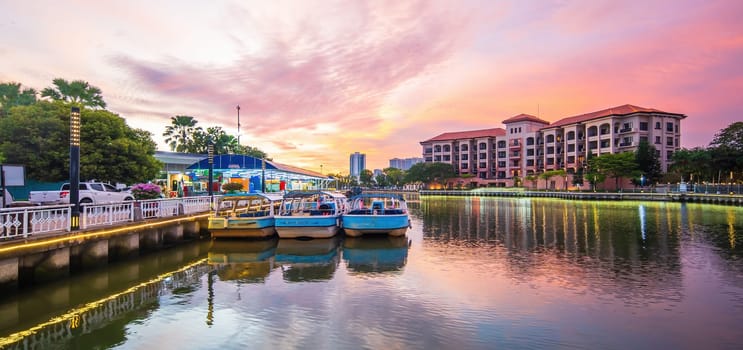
[187,154,277,170]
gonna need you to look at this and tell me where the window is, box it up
[567,156,575,164]
[666,122,673,132]
[434,145,441,152]
[443,155,450,161]
[587,126,598,137]
[479,153,487,159]
[546,135,555,143]
[526,137,535,145]
[498,151,506,158]
[479,142,487,150]
[655,122,661,129]
[461,163,468,169]
[640,122,648,131]
[434,156,441,161]
[666,150,673,159]
[667,136,673,146]
[498,161,506,168]
[600,140,610,148]
[527,149,534,156]
[567,131,575,140]
[547,147,554,154]
[655,136,661,144]
[443,145,450,152]
[424,147,432,154]
[547,158,554,165]
[461,154,468,160]
[479,162,487,169]
[461,144,468,151]
[567,144,575,152]
[497,140,506,148]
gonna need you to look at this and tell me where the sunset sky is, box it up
[1,0,741,174]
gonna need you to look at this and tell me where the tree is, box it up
[0,82,37,116]
[538,170,565,190]
[670,148,713,182]
[383,167,405,188]
[403,162,455,188]
[588,152,639,190]
[359,169,374,187]
[163,115,202,152]
[374,172,389,188]
[709,122,743,152]
[0,101,160,183]
[635,140,662,185]
[40,78,106,109]
[525,175,538,189]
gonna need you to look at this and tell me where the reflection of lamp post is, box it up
[70,107,81,230]
[640,175,645,187]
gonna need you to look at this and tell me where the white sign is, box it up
[1,164,25,186]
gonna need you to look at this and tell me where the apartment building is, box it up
[389,157,424,171]
[349,152,366,179]
[420,104,686,188]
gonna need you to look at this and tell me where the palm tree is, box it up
[40,78,106,108]
[163,116,201,152]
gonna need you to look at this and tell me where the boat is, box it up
[274,190,348,239]
[207,238,279,282]
[207,193,283,238]
[274,236,341,282]
[341,193,411,237]
[342,235,410,273]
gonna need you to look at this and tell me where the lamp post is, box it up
[70,107,81,230]
[261,157,266,192]
[320,164,323,189]
[208,141,214,197]
[236,105,241,145]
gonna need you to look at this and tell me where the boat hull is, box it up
[208,217,276,238]
[274,215,340,239]
[341,214,410,237]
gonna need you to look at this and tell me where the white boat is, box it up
[207,193,283,238]
[341,193,410,237]
[274,190,347,239]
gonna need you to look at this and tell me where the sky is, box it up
[1,0,742,174]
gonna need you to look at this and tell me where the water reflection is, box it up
[275,237,341,282]
[207,238,278,283]
[342,236,410,273]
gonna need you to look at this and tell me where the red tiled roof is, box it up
[546,104,686,129]
[502,114,549,124]
[421,127,506,143]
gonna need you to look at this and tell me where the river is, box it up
[0,196,741,349]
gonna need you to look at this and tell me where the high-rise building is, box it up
[389,157,424,171]
[420,104,686,189]
[349,152,366,178]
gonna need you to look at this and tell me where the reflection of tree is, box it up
[417,197,742,304]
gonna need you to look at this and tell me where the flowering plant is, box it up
[130,183,162,200]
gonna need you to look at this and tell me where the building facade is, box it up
[349,152,366,178]
[420,104,686,188]
[389,157,424,171]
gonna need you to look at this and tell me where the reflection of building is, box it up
[389,157,423,171]
[154,152,329,196]
[350,152,366,178]
[420,104,686,188]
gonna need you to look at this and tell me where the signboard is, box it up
[1,164,25,186]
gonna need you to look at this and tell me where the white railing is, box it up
[1,205,71,239]
[0,195,220,240]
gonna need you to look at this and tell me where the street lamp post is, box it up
[208,141,214,197]
[236,105,241,145]
[70,107,81,230]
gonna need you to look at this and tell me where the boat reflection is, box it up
[275,236,341,282]
[207,238,279,282]
[342,235,410,273]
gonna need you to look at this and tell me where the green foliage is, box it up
[222,182,244,192]
[0,100,161,184]
[403,162,455,187]
[538,169,566,189]
[588,152,639,189]
[0,82,37,116]
[40,78,106,109]
[359,169,374,187]
[635,140,662,184]
[709,121,743,152]
[383,167,404,187]
[163,115,200,152]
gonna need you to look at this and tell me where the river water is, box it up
[0,196,741,349]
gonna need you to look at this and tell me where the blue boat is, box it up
[207,193,283,238]
[274,190,348,239]
[342,193,411,237]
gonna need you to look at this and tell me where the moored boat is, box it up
[274,190,347,239]
[341,193,410,237]
[207,237,279,282]
[207,193,283,238]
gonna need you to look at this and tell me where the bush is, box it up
[222,182,244,192]
[130,183,162,200]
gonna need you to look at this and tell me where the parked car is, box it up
[29,182,134,206]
